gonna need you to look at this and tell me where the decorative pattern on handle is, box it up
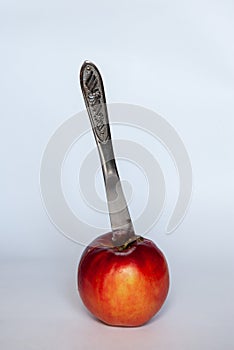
[80,61,109,143]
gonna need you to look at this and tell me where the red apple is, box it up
[77,232,169,327]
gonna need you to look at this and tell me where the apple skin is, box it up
[77,232,169,327]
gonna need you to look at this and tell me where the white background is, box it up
[1,0,234,349]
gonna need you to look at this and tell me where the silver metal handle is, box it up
[80,61,136,246]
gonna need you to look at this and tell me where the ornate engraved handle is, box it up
[80,61,110,144]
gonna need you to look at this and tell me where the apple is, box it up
[77,232,169,327]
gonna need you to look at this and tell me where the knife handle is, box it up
[80,61,110,144]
